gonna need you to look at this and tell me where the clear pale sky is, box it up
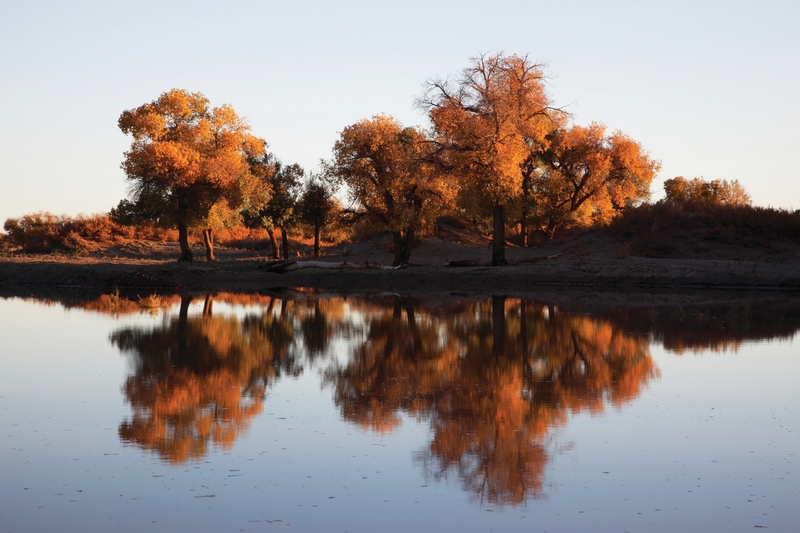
[1,1,798,225]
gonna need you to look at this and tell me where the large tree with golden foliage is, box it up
[328,115,451,266]
[524,122,660,238]
[420,53,557,265]
[118,89,265,261]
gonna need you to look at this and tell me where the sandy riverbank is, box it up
[1,234,798,298]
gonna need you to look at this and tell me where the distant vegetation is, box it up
[607,179,800,259]
[2,52,797,262]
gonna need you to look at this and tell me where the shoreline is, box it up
[2,254,799,298]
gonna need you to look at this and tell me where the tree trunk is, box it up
[267,229,279,259]
[177,196,193,262]
[177,221,193,262]
[392,228,415,267]
[521,169,532,247]
[313,224,321,257]
[545,219,558,240]
[202,229,215,261]
[492,295,506,357]
[401,227,414,264]
[280,227,289,259]
[492,204,507,266]
[392,232,403,267]
[202,294,214,317]
[521,214,529,247]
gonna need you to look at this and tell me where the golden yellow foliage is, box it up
[328,114,454,265]
[420,53,559,264]
[527,122,660,237]
[119,89,265,261]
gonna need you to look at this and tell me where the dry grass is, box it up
[137,293,164,309]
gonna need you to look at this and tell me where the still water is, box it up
[0,291,798,532]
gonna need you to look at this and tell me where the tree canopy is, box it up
[118,89,264,261]
[245,151,303,259]
[525,122,660,238]
[327,114,452,265]
[297,174,338,257]
[420,53,558,265]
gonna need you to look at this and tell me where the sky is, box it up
[1,0,799,225]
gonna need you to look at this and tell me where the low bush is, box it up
[2,212,178,253]
[608,202,800,258]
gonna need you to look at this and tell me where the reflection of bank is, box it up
[110,295,300,463]
[327,297,659,506]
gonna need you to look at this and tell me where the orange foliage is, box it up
[112,295,298,463]
[421,53,558,264]
[325,296,658,505]
[119,89,266,261]
[528,122,659,237]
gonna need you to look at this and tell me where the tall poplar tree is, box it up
[118,89,264,262]
[420,53,557,265]
[327,115,451,266]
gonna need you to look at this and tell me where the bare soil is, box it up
[2,222,799,300]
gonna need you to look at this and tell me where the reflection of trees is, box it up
[43,290,800,495]
[110,295,299,463]
[327,297,658,506]
[605,300,800,354]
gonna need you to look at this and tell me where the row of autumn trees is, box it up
[113,53,661,265]
[114,92,337,262]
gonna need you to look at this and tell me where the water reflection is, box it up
[79,291,797,504]
[325,297,657,505]
[110,295,300,463]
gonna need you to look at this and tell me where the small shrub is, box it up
[2,212,162,254]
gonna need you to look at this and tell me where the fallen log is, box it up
[261,260,406,274]
[446,260,481,268]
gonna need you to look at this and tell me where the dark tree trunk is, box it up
[177,196,193,262]
[392,232,404,267]
[492,295,506,357]
[280,227,289,259]
[401,228,414,264]
[313,224,321,257]
[202,229,215,261]
[202,294,214,317]
[392,228,415,267]
[521,215,529,247]
[177,295,192,355]
[521,168,532,247]
[267,229,279,259]
[545,219,558,240]
[492,204,507,266]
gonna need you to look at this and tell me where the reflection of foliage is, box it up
[111,296,299,463]
[327,297,658,506]
[55,290,800,498]
[326,298,459,433]
[606,300,800,354]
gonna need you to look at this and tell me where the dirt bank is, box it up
[1,234,798,296]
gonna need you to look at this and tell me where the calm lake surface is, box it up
[1,291,798,532]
